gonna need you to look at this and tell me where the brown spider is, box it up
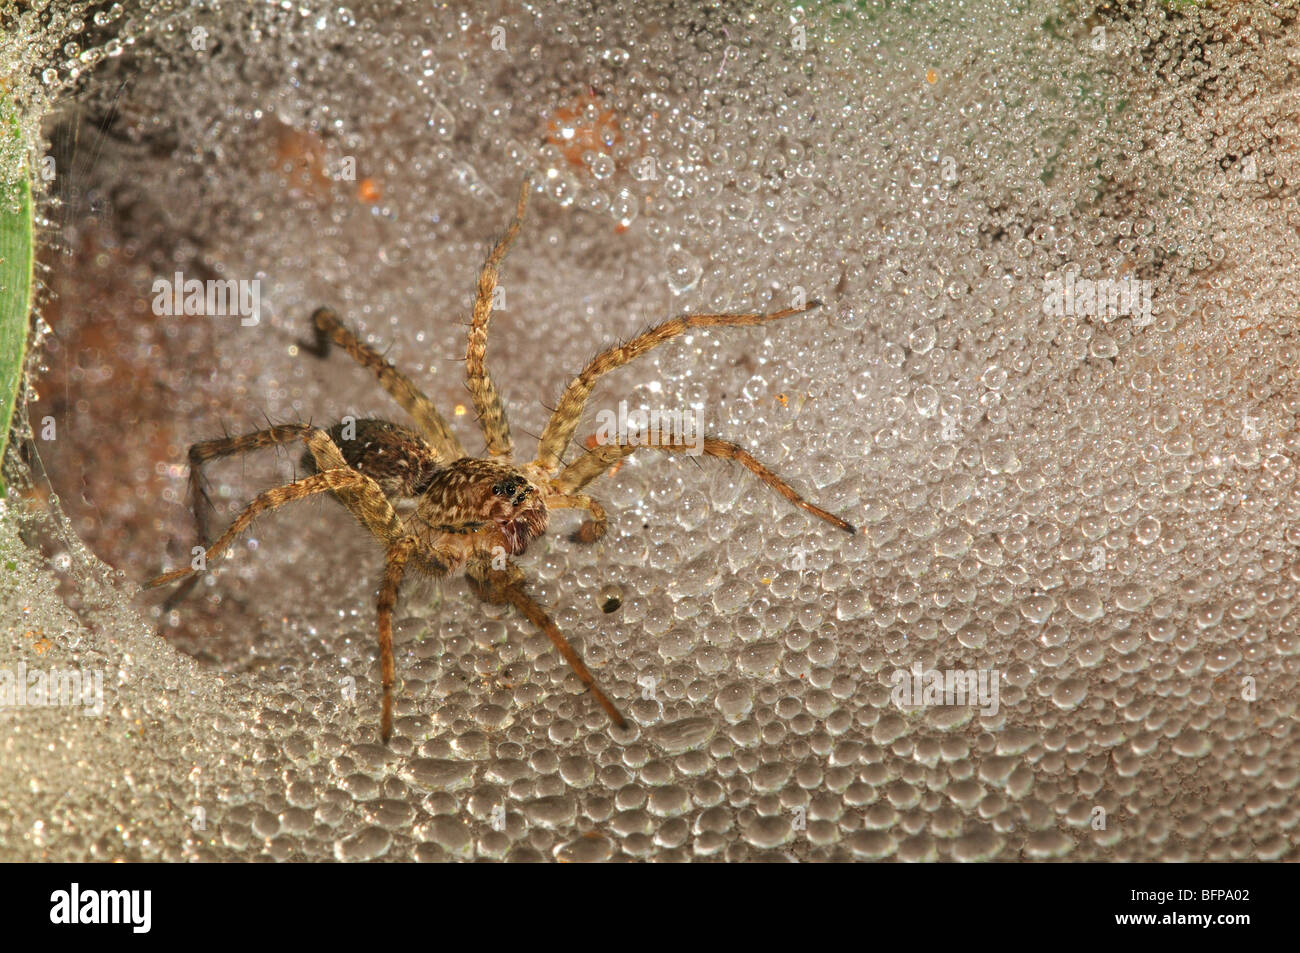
[145,175,855,743]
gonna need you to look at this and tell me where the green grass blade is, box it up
[0,100,34,492]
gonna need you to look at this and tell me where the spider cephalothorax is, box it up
[147,174,854,743]
[414,457,549,558]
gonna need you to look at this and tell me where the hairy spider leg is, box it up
[465,174,533,458]
[542,491,610,543]
[465,557,627,729]
[161,423,354,609]
[376,538,417,742]
[302,307,465,462]
[532,301,823,474]
[551,435,857,536]
[148,424,454,743]
[147,470,391,592]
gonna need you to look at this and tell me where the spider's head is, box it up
[485,468,549,556]
[423,459,549,556]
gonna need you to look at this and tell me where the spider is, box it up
[146,175,855,743]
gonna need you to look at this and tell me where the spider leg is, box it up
[465,175,532,458]
[543,492,609,543]
[376,538,416,743]
[146,469,368,590]
[151,439,430,743]
[531,299,822,473]
[160,424,354,609]
[301,307,466,461]
[161,448,217,610]
[150,424,411,586]
[465,557,627,729]
[552,436,856,534]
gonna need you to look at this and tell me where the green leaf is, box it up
[0,97,34,493]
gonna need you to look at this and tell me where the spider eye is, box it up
[491,481,512,497]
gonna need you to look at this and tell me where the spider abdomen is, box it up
[301,418,441,499]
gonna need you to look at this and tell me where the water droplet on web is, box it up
[1064,587,1103,622]
[378,239,411,266]
[1135,516,1162,545]
[665,246,702,295]
[428,103,455,139]
[1022,595,1056,625]
[598,584,623,614]
[913,384,939,417]
[1115,584,1151,612]
[610,187,638,229]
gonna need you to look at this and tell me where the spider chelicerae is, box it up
[146,175,855,743]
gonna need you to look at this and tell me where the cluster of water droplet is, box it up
[2,0,1298,861]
